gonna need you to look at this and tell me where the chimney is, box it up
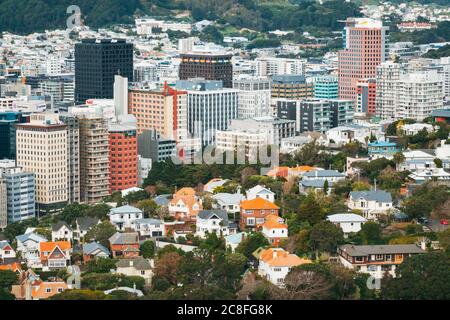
[25,280,32,301]
[129,260,134,267]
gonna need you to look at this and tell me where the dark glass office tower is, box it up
[179,53,233,88]
[0,111,24,160]
[75,39,133,103]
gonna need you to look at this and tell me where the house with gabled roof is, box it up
[212,192,245,214]
[168,187,203,220]
[246,185,276,203]
[327,213,367,237]
[51,221,73,242]
[75,217,101,241]
[115,257,154,284]
[39,241,71,271]
[0,240,16,261]
[109,205,143,231]
[240,198,280,231]
[261,215,288,246]
[347,189,393,220]
[195,209,237,238]
[82,242,110,262]
[338,244,425,279]
[11,269,68,300]
[16,232,48,268]
[109,232,140,259]
[257,248,312,287]
[131,218,165,237]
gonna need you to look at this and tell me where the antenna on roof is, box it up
[374,178,377,191]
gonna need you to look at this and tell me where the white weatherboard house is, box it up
[195,210,236,238]
[0,241,16,260]
[246,185,275,203]
[51,221,73,242]
[16,232,48,267]
[131,218,165,237]
[326,125,370,146]
[327,213,368,237]
[347,189,393,220]
[212,192,245,214]
[108,205,143,231]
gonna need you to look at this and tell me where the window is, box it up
[273,268,282,272]
[141,270,145,276]
[376,254,384,261]
[46,288,52,293]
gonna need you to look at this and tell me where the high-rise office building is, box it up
[0,178,6,229]
[356,79,377,115]
[128,83,188,140]
[277,99,354,134]
[75,39,133,103]
[77,113,110,204]
[256,57,306,77]
[271,75,314,100]
[179,53,233,88]
[60,114,80,204]
[0,160,35,224]
[312,76,339,99]
[16,114,68,216]
[0,111,24,160]
[233,78,271,119]
[338,18,389,101]
[176,79,238,146]
[108,117,138,193]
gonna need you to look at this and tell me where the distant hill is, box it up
[0,0,361,34]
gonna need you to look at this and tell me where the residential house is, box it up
[299,169,345,194]
[51,221,73,242]
[108,205,143,231]
[212,192,245,214]
[11,269,68,300]
[240,198,280,230]
[74,217,100,241]
[163,220,195,237]
[246,185,275,203]
[257,248,312,287]
[327,213,368,237]
[131,218,165,237]
[287,165,317,179]
[82,242,110,262]
[168,187,203,220]
[338,244,425,279]
[152,194,171,207]
[0,261,22,273]
[0,240,16,261]
[225,232,247,252]
[39,241,72,271]
[261,215,288,246]
[203,178,229,193]
[368,141,400,159]
[280,132,328,154]
[399,150,436,172]
[16,232,48,268]
[109,232,140,258]
[326,125,370,146]
[347,189,393,220]
[195,209,237,238]
[400,123,435,136]
[409,168,450,185]
[115,257,154,285]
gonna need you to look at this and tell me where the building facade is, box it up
[233,78,271,119]
[179,53,233,88]
[313,75,339,99]
[338,18,388,101]
[16,114,68,216]
[75,39,133,103]
[77,114,110,204]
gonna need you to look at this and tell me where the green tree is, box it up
[85,258,116,274]
[382,252,450,300]
[49,289,110,300]
[309,221,344,254]
[298,193,324,226]
[0,270,17,289]
[136,199,158,218]
[360,222,383,245]
[85,221,117,248]
[236,232,269,259]
[140,240,156,258]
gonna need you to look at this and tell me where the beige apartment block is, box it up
[77,114,110,204]
[16,113,68,216]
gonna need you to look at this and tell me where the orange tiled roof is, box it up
[267,167,289,178]
[40,241,71,253]
[263,214,288,229]
[260,248,311,267]
[240,197,279,210]
[289,166,316,172]
[175,187,196,196]
[0,262,22,272]
[32,281,68,299]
